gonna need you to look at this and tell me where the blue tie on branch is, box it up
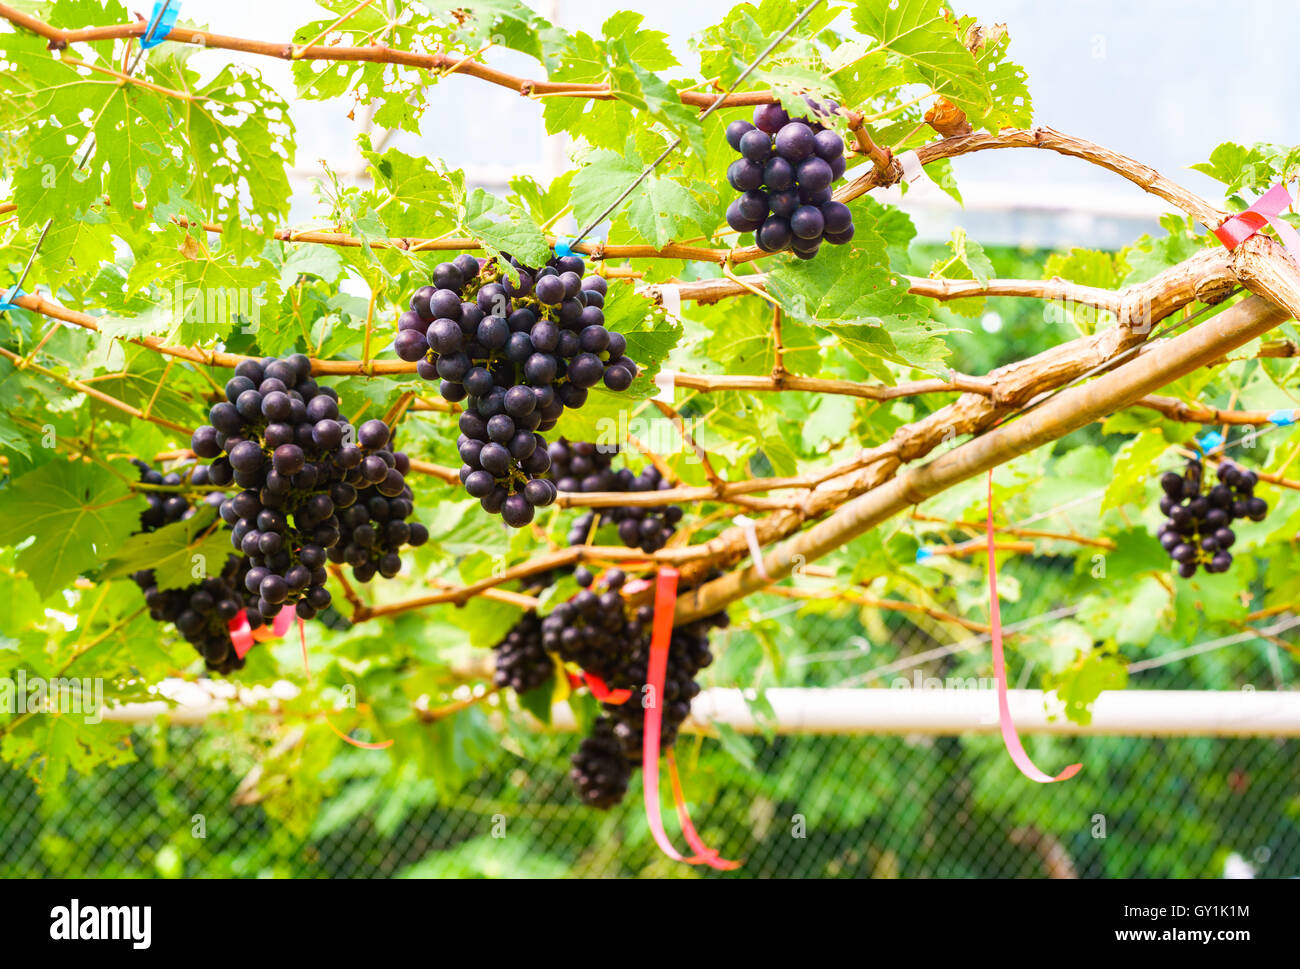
[0,286,26,312]
[141,0,179,49]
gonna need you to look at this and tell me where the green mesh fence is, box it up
[2,553,1296,878]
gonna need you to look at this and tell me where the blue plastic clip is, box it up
[1268,409,1297,427]
[553,237,574,258]
[915,547,933,564]
[0,285,27,312]
[1196,430,1224,454]
[140,1,179,50]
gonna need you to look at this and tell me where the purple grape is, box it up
[753,103,789,134]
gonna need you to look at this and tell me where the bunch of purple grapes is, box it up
[392,251,639,527]
[724,98,854,260]
[548,439,682,552]
[127,461,258,675]
[491,611,553,694]
[570,716,631,810]
[191,353,423,624]
[1157,456,1268,577]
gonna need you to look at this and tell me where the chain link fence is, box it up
[2,556,1297,878]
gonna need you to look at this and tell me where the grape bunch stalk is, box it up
[393,251,639,527]
[1156,456,1268,577]
[191,353,426,626]
[127,460,259,675]
[548,439,682,552]
[724,97,854,260]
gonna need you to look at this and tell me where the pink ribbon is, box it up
[641,567,740,869]
[987,469,1082,784]
[1213,183,1300,265]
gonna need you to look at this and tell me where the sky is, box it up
[167,0,1300,246]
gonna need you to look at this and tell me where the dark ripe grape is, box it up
[479,443,511,477]
[394,329,428,361]
[726,200,763,234]
[192,425,221,458]
[1214,527,1235,548]
[464,470,494,498]
[557,271,582,300]
[305,395,338,422]
[307,493,335,521]
[557,299,583,329]
[1205,507,1228,529]
[1189,496,1210,518]
[398,310,427,334]
[432,262,463,292]
[756,216,793,252]
[1180,477,1200,500]
[410,285,436,320]
[234,359,264,383]
[796,156,833,193]
[535,273,566,305]
[800,185,833,206]
[457,303,483,337]
[480,486,508,514]
[357,419,389,451]
[727,158,764,192]
[1209,484,1233,508]
[259,573,289,605]
[1177,560,1197,578]
[229,440,263,473]
[233,389,262,423]
[522,446,551,475]
[739,127,773,164]
[1159,529,1180,551]
[460,439,484,468]
[1158,495,1178,516]
[264,360,298,388]
[824,225,855,246]
[477,282,508,317]
[1212,551,1234,572]
[829,154,847,180]
[377,469,405,497]
[556,254,586,276]
[337,445,363,469]
[524,353,558,385]
[1200,535,1220,552]
[582,275,607,297]
[1231,498,1250,519]
[508,430,537,460]
[558,383,589,408]
[1171,543,1196,564]
[1160,471,1184,497]
[464,367,495,397]
[763,156,795,191]
[568,353,605,389]
[618,518,640,546]
[813,127,844,161]
[504,269,533,298]
[452,253,480,282]
[775,122,814,161]
[504,385,536,417]
[501,494,535,527]
[735,190,768,223]
[270,444,303,475]
[603,365,634,392]
[1246,496,1268,521]
[579,305,605,330]
[579,325,610,354]
[416,360,438,381]
[307,585,332,610]
[224,375,256,404]
[726,119,756,150]
[1239,469,1258,491]
[520,478,551,507]
[791,205,825,239]
[477,315,510,351]
[1169,506,1193,529]
[820,200,852,234]
[487,414,516,443]
[436,352,471,382]
[605,332,627,361]
[426,289,461,324]
[753,103,789,133]
[360,454,388,483]
[769,189,798,218]
[427,318,463,355]
[530,320,560,353]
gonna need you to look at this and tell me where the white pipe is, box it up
[94,685,1300,736]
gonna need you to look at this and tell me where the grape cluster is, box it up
[601,610,728,764]
[549,439,682,552]
[491,611,553,694]
[190,353,423,626]
[393,252,639,527]
[724,98,854,260]
[569,716,632,810]
[1156,456,1268,577]
[540,567,644,673]
[127,461,256,675]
